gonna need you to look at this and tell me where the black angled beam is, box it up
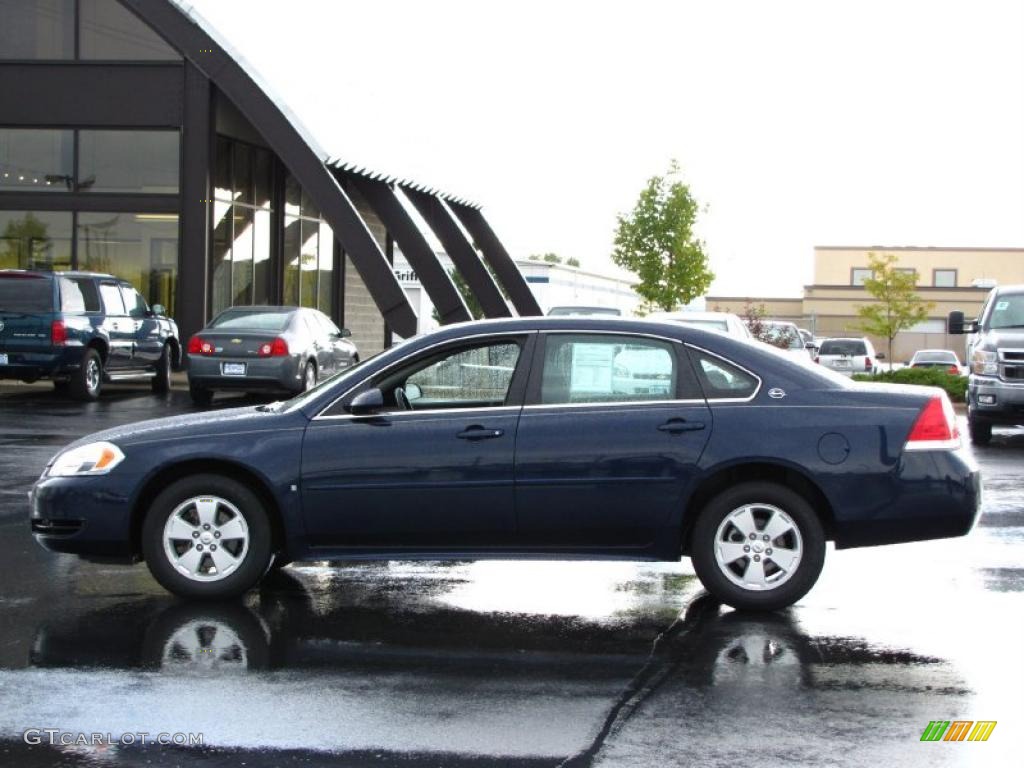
[120,0,417,338]
[345,175,471,325]
[447,201,542,316]
[401,186,511,318]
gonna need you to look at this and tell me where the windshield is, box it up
[819,340,866,356]
[914,350,958,363]
[0,275,52,313]
[674,318,729,332]
[547,307,621,317]
[763,324,803,349]
[987,293,1024,330]
[210,309,293,331]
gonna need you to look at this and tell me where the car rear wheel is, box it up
[189,381,213,406]
[142,474,273,600]
[152,344,172,394]
[70,348,103,401]
[968,417,992,446]
[303,360,317,392]
[690,481,826,611]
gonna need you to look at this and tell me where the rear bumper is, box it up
[0,347,82,381]
[30,475,134,557]
[833,448,981,549]
[187,354,301,393]
[967,375,1024,425]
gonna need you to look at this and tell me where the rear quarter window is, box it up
[0,276,53,313]
[688,348,759,399]
[59,277,101,313]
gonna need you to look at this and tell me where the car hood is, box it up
[981,329,1024,347]
[62,405,304,452]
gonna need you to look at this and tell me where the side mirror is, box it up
[804,342,817,350]
[405,382,422,401]
[152,304,166,317]
[948,310,976,334]
[876,352,886,360]
[340,328,352,338]
[348,387,383,415]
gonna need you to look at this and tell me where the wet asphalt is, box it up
[0,382,1021,767]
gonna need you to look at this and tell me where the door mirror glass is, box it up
[948,310,970,334]
[405,383,422,402]
[340,327,352,338]
[349,388,384,415]
[876,352,886,360]
[152,303,166,317]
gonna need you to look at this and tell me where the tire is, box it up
[151,344,172,394]
[142,474,273,600]
[189,380,213,406]
[70,348,103,401]
[968,417,992,446]
[690,481,826,611]
[301,360,317,393]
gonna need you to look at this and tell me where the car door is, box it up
[120,284,161,366]
[514,332,712,550]
[300,333,534,550]
[97,280,132,369]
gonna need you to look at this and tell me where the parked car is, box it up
[647,310,753,340]
[949,285,1024,445]
[0,270,179,401]
[814,337,879,376]
[31,317,979,611]
[546,306,622,317]
[759,320,814,362]
[186,306,358,405]
[908,349,965,376]
[797,328,818,353]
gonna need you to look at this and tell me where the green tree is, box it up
[432,269,484,323]
[0,212,50,270]
[566,257,580,268]
[611,161,714,312]
[854,252,935,362]
[528,252,563,264]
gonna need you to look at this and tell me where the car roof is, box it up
[216,305,303,313]
[649,311,737,321]
[0,269,117,280]
[820,337,867,342]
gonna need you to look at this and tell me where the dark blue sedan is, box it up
[29,317,981,610]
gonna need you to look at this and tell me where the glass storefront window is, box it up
[0,211,73,271]
[0,0,74,60]
[79,0,180,60]
[318,220,333,312]
[78,130,179,193]
[0,130,74,192]
[283,214,300,307]
[254,206,272,305]
[77,212,179,317]
[231,205,254,306]
[300,218,318,309]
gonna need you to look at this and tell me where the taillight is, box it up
[813,356,820,364]
[905,394,960,451]
[947,365,959,375]
[258,338,289,357]
[50,320,67,346]
[188,335,214,355]
[865,356,873,370]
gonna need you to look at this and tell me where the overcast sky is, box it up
[189,0,1024,296]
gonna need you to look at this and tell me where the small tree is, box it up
[528,252,562,264]
[611,161,714,313]
[740,301,792,349]
[854,252,934,362]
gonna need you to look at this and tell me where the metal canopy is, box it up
[344,174,471,325]
[401,186,511,319]
[121,0,418,338]
[446,202,542,317]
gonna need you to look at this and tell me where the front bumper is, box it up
[187,354,301,393]
[967,375,1024,425]
[30,475,135,558]
[833,448,981,549]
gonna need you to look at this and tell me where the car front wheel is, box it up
[152,344,172,394]
[142,474,273,600]
[690,481,826,611]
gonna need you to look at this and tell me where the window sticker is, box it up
[995,301,1009,311]
[570,343,615,395]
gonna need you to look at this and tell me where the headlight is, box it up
[48,441,125,477]
[971,349,998,376]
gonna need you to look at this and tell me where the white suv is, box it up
[815,337,879,376]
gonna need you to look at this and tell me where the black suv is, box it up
[0,270,180,401]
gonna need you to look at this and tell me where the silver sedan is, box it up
[186,306,358,405]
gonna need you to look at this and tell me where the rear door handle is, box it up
[457,425,505,441]
[658,418,706,434]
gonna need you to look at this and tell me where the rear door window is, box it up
[59,277,101,313]
[119,285,148,318]
[99,282,126,315]
[0,275,53,313]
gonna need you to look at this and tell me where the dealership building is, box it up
[0,0,541,356]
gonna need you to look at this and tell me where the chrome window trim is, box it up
[312,331,533,421]
[685,343,763,403]
[522,399,706,411]
[313,405,523,422]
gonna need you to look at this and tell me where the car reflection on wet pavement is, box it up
[0,385,1021,767]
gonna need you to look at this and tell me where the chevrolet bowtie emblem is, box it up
[231,338,241,343]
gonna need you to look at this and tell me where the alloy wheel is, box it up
[713,503,803,592]
[162,496,250,582]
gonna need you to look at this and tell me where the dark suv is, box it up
[0,270,180,401]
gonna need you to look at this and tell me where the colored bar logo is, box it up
[920,721,996,742]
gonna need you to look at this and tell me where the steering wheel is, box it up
[394,386,412,411]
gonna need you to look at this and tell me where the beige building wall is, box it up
[813,246,1023,288]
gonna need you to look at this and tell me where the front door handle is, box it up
[457,425,505,441]
[658,418,706,434]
